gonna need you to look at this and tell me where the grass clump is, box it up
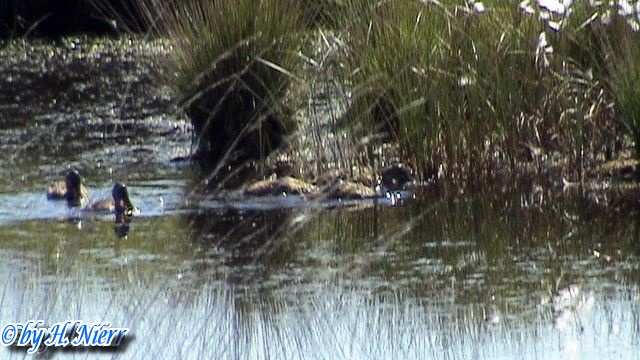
[135,0,640,187]
[336,0,640,183]
[338,0,547,181]
[611,38,640,162]
[520,0,640,177]
[139,0,309,176]
[599,14,640,163]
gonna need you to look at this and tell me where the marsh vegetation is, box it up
[133,0,640,189]
[2,1,640,359]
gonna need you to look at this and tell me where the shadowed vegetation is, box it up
[600,14,640,164]
[138,0,310,181]
[0,0,146,37]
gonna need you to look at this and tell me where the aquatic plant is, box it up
[596,13,640,169]
[610,42,640,165]
[134,0,640,186]
[138,0,309,177]
[543,0,640,174]
[338,0,540,179]
[335,0,638,183]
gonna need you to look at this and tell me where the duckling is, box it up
[88,183,139,223]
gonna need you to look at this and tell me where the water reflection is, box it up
[185,208,299,286]
[1,187,640,358]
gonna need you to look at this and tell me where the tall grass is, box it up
[600,14,640,164]
[135,0,640,185]
[337,0,543,180]
[336,0,640,183]
[138,0,309,178]
[612,41,640,162]
[303,0,346,28]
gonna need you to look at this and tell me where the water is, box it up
[1,37,639,359]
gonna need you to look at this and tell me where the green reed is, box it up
[136,0,311,174]
[335,0,638,182]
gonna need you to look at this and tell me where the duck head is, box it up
[65,169,84,207]
[112,183,137,223]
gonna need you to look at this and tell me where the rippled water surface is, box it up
[1,38,639,359]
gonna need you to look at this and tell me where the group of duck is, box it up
[243,163,414,199]
[46,163,414,223]
[47,169,138,223]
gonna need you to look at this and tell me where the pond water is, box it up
[1,38,639,359]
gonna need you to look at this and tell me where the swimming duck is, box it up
[47,181,67,200]
[88,183,139,223]
[50,170,138,222]
[242,162,414,200]
[315,180,376,200]
[380,163,413,191]
[319,163,415,199]
[244,176,318,197]
[48,169,90,207]
[313,169,373,199]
